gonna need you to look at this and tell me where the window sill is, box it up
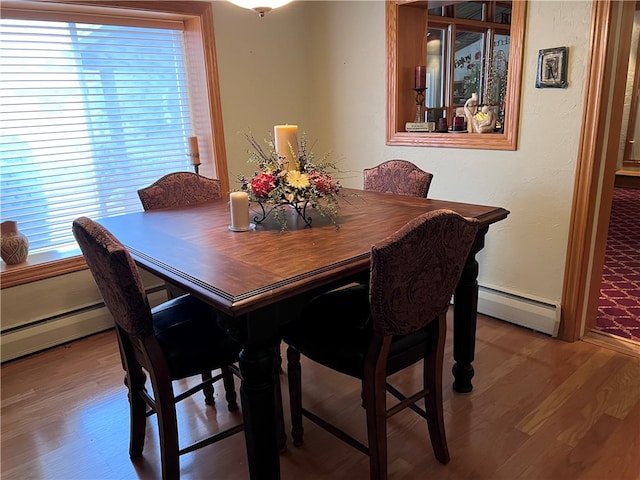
[386,129,517,150]
[1,250,87,289]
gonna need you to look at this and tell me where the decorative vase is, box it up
[1,220,29,265]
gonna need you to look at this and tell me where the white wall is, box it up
[215,0,593,332]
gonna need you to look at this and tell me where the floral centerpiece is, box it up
[239,128,342,229]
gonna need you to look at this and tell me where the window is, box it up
[0,1,227,286]
[386,0,526,150]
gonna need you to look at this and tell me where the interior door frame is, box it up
[559,0,635,341]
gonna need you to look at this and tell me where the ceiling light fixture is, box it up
[227,0,293,17]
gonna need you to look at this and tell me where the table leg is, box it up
[452,227,487,393]
[239,344,280,479]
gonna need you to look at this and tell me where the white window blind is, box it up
[1,18,198,255]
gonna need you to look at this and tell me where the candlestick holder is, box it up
[413,88,426,123]
[191,154,200,175]
[251,200,314,228]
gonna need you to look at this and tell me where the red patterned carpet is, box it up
[596,187,640,342]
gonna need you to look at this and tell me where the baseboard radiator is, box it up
[477,285,560,337]
[1,290,167,363]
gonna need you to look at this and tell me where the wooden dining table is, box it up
[98,187,509,479]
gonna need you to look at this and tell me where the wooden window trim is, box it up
[1,255,88,289]
[386,0,526,150]
[0,1,227,288]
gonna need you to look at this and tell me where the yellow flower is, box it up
[286,170,310,189]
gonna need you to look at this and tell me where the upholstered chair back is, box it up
[369,209,478,337]
[363,159,433,198]
[137,172,222,211]
[72,216,153,337]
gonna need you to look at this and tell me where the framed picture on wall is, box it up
[536,46,568,88]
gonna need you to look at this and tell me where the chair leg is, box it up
[286,346,304,446]
[202,371,215,406]
[221,366,239,411]
[273,354,287,451]
[277,351,284,374]
[153,381,181,480]
[126,370,147,458]
[423,314,450,464]
[363,373,388,480]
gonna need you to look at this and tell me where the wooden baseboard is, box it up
[614,170,640,188]
[582,329,640,357]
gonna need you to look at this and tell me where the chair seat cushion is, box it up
[281,284,430,379]
[153,294,241,379]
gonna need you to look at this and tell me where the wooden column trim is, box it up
[558,1,611,342]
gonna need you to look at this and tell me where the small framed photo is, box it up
[536,47,568,88]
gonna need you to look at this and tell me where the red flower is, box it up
[309,172,336,195]
[250,172,276,198]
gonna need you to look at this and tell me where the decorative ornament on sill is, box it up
[238,125,342,230]
[474,105,498,133]
[464,93,501,134]
[1,220,29,265]
[464,93,480,133]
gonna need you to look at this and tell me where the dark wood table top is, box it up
[99,188,509,317]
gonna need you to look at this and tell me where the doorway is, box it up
[593,6,640,346]
[559,0,638,348]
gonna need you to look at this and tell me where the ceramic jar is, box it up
[1,220,29,265]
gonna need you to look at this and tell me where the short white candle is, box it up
[230,191,250,230]
[274,125,298,171]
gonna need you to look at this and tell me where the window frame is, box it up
[0,1,228,288]
[386,0,526,150]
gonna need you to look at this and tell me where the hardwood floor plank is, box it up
[573,402,640,480]
[2,313,639,479]
[556,355,639,447]
[603,357,640,419]
[515,347,616,435]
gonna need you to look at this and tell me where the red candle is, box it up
[452,116,465,131]
[414,65,426,89]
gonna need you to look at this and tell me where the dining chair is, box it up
[363,159,433,198]
[281,209,479,480]
[72,216,243,480]
[137,171,238,410]
[137,171,223,211]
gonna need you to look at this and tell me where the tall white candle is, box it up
[274,125,298,171]
[230,191,250,230]
[189,136,200,165]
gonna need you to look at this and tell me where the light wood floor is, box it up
[2,311,639,480]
